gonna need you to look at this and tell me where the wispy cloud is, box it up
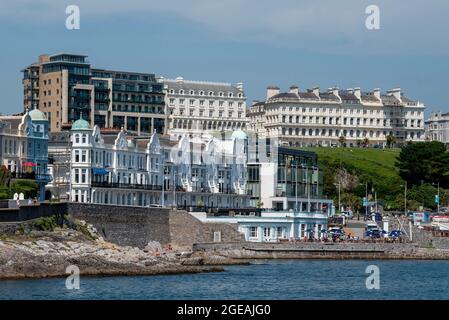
[1,0,448,55]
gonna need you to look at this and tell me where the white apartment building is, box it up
[0,108,51,201]
[192,210,329,242]
[163,77,248,137]
[61,116,250,209]
[247,86,425,147]
[425,111,449,143]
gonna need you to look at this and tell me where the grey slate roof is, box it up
[361,93,381,102]
[164,80,244,96]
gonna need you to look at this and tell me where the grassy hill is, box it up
[302,147,404,209]
[304,147,401,182]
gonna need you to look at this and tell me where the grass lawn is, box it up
[303,147,401,182]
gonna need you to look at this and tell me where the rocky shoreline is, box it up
[3,227,449,281]
[0,229,225,281]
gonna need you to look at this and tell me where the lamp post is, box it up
[334,182,341,215]
[365,182,368,219]
[295,161,298,212]
[161,171,169,207]
[172,166,176,208]
[400,183,407,216]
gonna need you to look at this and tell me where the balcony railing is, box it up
[91,181,162,191]
[10,172,52,182]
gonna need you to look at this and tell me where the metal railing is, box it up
[10,172,52,181]
[91,181,162,191]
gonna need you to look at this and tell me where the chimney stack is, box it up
[236,82,244,91]
[328,87,340,97]
[289,85,299,94]
[387,88,401,101]
[373,88,381,100]
[312,87,320,97]
[353,87,361,100]
[175,76,184,84]
[266,86,280,100]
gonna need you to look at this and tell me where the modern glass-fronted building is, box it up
[22,53,166,134]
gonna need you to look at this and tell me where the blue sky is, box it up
[0,0,448,116]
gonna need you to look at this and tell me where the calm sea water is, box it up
[1,260,448,300]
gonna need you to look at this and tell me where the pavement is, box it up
[345,219,367,238]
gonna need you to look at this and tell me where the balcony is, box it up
[10,172,52,182]
[91,181,162,191]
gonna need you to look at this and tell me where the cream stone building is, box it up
[247,86,425,147]
[425,111,449,143]
[163,77,248,138]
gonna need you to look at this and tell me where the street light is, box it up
[334,182,341,215]
[161,172,169,207]
[400,182,407,216]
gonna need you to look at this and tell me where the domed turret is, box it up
[28,108,47,121]
[71,114,91,131]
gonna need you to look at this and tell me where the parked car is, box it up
[328,227,345,240]
[365,229,382,238]
[365,222,379,232]
[389,230,401,238]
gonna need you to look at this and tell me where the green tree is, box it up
[407,184,439,210]
[10,180,39,199]
[396,141,449,188]
[0,185,9,199]
[386,135,396,148]
[0,165,11,186]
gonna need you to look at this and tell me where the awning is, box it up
[92,168,109,175]
[22,161,37,167]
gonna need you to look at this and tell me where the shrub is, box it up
[10,180,39,199]
[33,216,57,232]
[0,185,9,200]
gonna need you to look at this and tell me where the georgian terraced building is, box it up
[163,77,248,138]
[60,116,250,209]
[247,85,425,147]
[425,111,449,143]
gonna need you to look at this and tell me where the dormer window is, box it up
[219,92,224,97]
[199,91,204,96]
[228,92,233,98]
[209,91,214,96]
[190,90,194,95]
[179,89,184,94]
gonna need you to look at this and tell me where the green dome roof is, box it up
[71,116,91,131]
[29,108,47,121]
[231,130,247,140]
